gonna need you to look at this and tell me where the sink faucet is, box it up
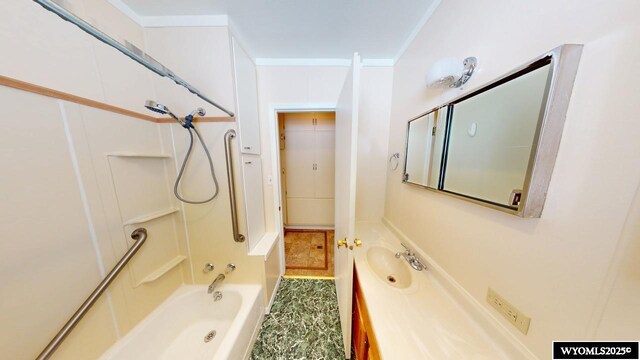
[395,243,426,271]
[207,263,236,295]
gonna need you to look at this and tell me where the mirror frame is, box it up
[402,105,450,189]
[402,44,583,218]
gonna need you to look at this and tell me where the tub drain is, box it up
[387,275,396,283]
[204,330,216,343]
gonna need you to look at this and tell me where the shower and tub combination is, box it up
[36,100,259,360]
[26,4,259,359]
[99,103,262,360]
[95,104,261,360]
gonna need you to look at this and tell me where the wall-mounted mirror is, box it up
[404,106,448,189]
[403,45,583,217]
[443,63,552,208]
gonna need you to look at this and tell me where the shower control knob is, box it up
[225,263,236,274]
[203,263,214,273]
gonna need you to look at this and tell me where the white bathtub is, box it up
[99,284,263,360]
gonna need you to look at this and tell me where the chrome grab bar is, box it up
[36,228,148,360]
[224,130,246,243]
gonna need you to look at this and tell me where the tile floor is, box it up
[250,278,345,360]
[284,230,335,277]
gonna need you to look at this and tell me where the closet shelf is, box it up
[135,255,187,287]
[106,152,172,159]
[123,207,180,225]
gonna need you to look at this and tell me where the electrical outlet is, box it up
[487,288,531,335]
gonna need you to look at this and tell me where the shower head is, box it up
[144,100,183,125]
[144,100,170,115]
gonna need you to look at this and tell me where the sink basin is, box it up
[366,246,413,289]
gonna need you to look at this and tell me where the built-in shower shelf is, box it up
[106,152,172,159]
[135,255,187,287]
[123,207,180,225]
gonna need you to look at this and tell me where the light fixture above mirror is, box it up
[426,57,478,88]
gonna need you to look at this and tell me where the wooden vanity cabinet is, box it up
[352,266,380,360]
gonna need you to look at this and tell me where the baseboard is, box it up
[381,217,538,360]
[265,275,282,315]
[242,309,265,360]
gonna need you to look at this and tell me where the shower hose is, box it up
[175,120,219,204]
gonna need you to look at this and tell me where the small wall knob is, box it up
[203,263,214,273]
[353,238,363,247]
[337,238,348,248]
[225,263,236,274]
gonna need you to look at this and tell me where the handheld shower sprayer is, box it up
[144,100,203,128]
[144,100,219,204]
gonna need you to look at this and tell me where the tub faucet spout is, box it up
[208,274,225,294]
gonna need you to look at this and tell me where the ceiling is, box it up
[116,0,438,60]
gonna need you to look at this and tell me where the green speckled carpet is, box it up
[250,278,345,360]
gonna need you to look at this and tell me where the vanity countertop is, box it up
[353,221,530,360]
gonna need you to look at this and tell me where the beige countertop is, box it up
[353,221,532,360]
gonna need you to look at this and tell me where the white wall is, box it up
[0,87,119,360]
[0,2,175,359]
[0,0,155,113]
[384,0,640,357]
[0,87,193,360]
[594,181,640,339]
[144,26,237,117]
[356,67,393,222]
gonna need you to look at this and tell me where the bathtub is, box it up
[99,284,263,360]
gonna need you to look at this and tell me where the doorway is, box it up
[277,111,336,277]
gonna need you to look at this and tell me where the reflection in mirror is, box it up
[443,63,552,208]
[404,107,448,188]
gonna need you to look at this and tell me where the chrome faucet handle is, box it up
[400,243,414,255]
[203,263,214,273]
[225,263,236,274]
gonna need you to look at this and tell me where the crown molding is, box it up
[255,58,394,67]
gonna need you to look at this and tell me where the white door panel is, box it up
[241,156,266,251]
[232,38,261,154]
[286,198,334,226]
[334,53,361,358]
[315,130,335,198]
[284,130,315,198]
[315,111,336,131]
[284,112,314,131]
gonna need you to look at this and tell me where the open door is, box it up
[334,53,361,358]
